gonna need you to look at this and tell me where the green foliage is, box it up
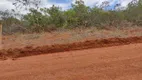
[64,9,78,28]
[0,10,24,34]
[45,5,65,27]
[1,0,142,34]
[23,8,46,32]
[71,0,90,27]
[125,0,142,25]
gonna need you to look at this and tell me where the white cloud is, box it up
[0,0,134,11]
[120,0,133,7]
[83,0,109,6]
[80,0,133,7]
[0,0,15,11]
[41,0,71,10]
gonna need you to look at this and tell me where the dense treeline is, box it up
[0,0,142,34]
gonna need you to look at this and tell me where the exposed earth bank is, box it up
[0,43,142,80]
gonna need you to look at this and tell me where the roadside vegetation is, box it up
[0,0,142,35]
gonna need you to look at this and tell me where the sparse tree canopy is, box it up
[12,0,41,9]
[0,0,142,34]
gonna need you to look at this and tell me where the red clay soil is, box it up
[0,43,142,80]
[0,36,142,60]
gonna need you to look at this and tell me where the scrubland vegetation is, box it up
[0,0,142,35]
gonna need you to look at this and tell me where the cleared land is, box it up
[0,27,142,80]
[2,27,142,49]
[1,27,142,59]
[0,43,142,80]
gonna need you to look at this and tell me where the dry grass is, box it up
[2,27,142,50]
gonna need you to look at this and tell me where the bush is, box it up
[1,0,142,34]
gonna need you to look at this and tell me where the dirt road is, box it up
[0,43,142,80]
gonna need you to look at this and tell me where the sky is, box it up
[0,0,133,11]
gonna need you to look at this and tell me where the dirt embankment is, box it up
[0,36,142,60]
[0,43,142,80]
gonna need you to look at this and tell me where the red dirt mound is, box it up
[0,36,142,60]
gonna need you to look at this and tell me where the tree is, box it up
[71,0,90,27]
[0,10,23,34]
[12,0,41,9]
[44,5,65,27]
[125,0,142,25]
[23,8,49,32]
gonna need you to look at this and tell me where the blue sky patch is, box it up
[0,0,133,11]
[48,0,72,3]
